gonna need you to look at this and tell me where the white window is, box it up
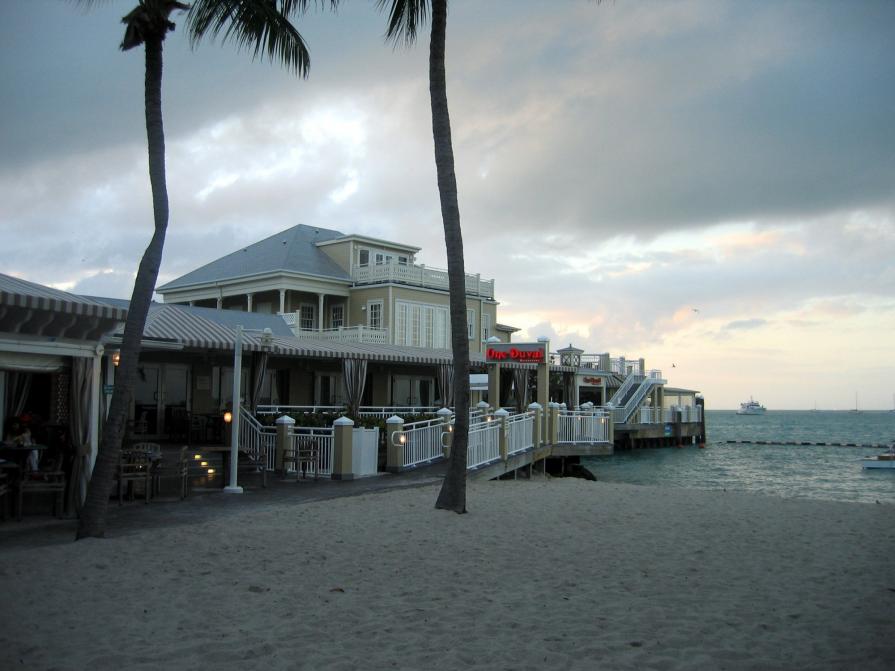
[467,309,476,341]
[299,304,316,331]
[375,252,394,266]
[367,300,383,330]
[398,255,409,265]
[395,302,407,345]
[331,304,344,329]
[392,375,435,406]
[395,300,449,348]
[358,249,370,267]
[481,313,491,342]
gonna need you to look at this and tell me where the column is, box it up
[331,416,355,480]
[279,289,286,314]
[275,415,295,474]
[247,293,254,312]
[487,363,501,410]
[216,296,223,310]
[386,415,405,473]
[437,407,453,459]
[536,337,550,440]
[528,402,542,450]
[495,408,509,461]
[318,293,325,331]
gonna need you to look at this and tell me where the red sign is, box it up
[583,376,602,385]
[486,343,546,363]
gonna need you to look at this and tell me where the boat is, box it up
[737,397,766,415]
[862,447,895,470]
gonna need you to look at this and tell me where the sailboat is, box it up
[851,392,860,413]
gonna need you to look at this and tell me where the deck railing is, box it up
[506,412,534,455]
[467,420,501,469]
[288,324,389,344]
[352,262,495,298]
[239,408,278,470]
[556,410,610,444]
[396,417,447,468]
[289,426,335,476]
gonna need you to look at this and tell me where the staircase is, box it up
[610,371,666,424]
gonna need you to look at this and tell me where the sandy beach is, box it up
[1,479,893,670]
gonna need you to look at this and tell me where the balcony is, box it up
[352,262,494,298]
[280,318,389,344]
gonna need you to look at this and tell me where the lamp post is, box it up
[224,325,273,494]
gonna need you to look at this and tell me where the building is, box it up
[157,224,501,352]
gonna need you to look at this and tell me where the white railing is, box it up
[359,406,441,418]
[665,406,702,423]
[239,407,278,470]
[290,426,335,477]
[608,374,643,407]
[396,417,448,468]
[256,405,344,416]
[506,412,534,455]
[467,420,500,469]
[556,410,610,444]
[291,325,389,344]
[351,262,495,298]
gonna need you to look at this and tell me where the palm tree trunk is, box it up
[429,0,468,513]
[77,35,169,539]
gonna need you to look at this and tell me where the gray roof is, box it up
[157,224,351,292]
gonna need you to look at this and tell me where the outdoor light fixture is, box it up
[223,411,233,424]
[112,352,120,367]
[399,434,406,444]
[194,454,202,460]
[207,468,215,475]
[200,461,208,467]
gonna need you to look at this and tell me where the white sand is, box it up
[1,480,893,670]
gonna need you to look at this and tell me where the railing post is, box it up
[437,407,453,459]
[275,415,295,474]
[494,408,509,461]
[331,416,355,480]
[386,415,404,473]
[548,402,560,446]
[528,402,542,450]
[476,399,490,417]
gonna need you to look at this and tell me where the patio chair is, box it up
[280,437,319,481]
[152,446,191,500]
[16,452,66,520]
[116,449,154,504]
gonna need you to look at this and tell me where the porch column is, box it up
[318,293,325,332]
[246,293,254,312]
[216,297,223,310]
[85,350,102,501]
[279,289,286,314]
[536,337,550,408]
[487,363,501,410]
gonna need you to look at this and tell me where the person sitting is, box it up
[4,417,38,472]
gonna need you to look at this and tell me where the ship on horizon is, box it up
[737,397,767,415]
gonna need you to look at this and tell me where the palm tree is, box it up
[378,0,469,513]
[76,0,317,539]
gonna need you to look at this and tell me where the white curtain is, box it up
[513,369,530,413]
[342,359,368,416]
[250,351,270,413]
[437,363,454,409]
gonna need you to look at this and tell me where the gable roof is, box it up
[157,224,351,292]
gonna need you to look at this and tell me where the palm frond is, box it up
[376,0,430,47]
[186,0,319,76]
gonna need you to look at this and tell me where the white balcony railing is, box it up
[282,323,389,344]
[352,262,494,298]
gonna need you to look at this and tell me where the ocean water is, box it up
[584,410,895,505]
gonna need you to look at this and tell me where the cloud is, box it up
[723,318,768,331]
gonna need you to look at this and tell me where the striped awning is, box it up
[0,272,127,341]
[137,304,578,370]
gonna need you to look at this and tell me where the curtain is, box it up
[513,368,530,414]
[437,363,454,409]
[5,371,32,419]
[249,351,270,413]
[68,358,91,514]
[342,358,368,416]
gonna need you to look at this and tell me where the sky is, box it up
[1,0,894,410]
